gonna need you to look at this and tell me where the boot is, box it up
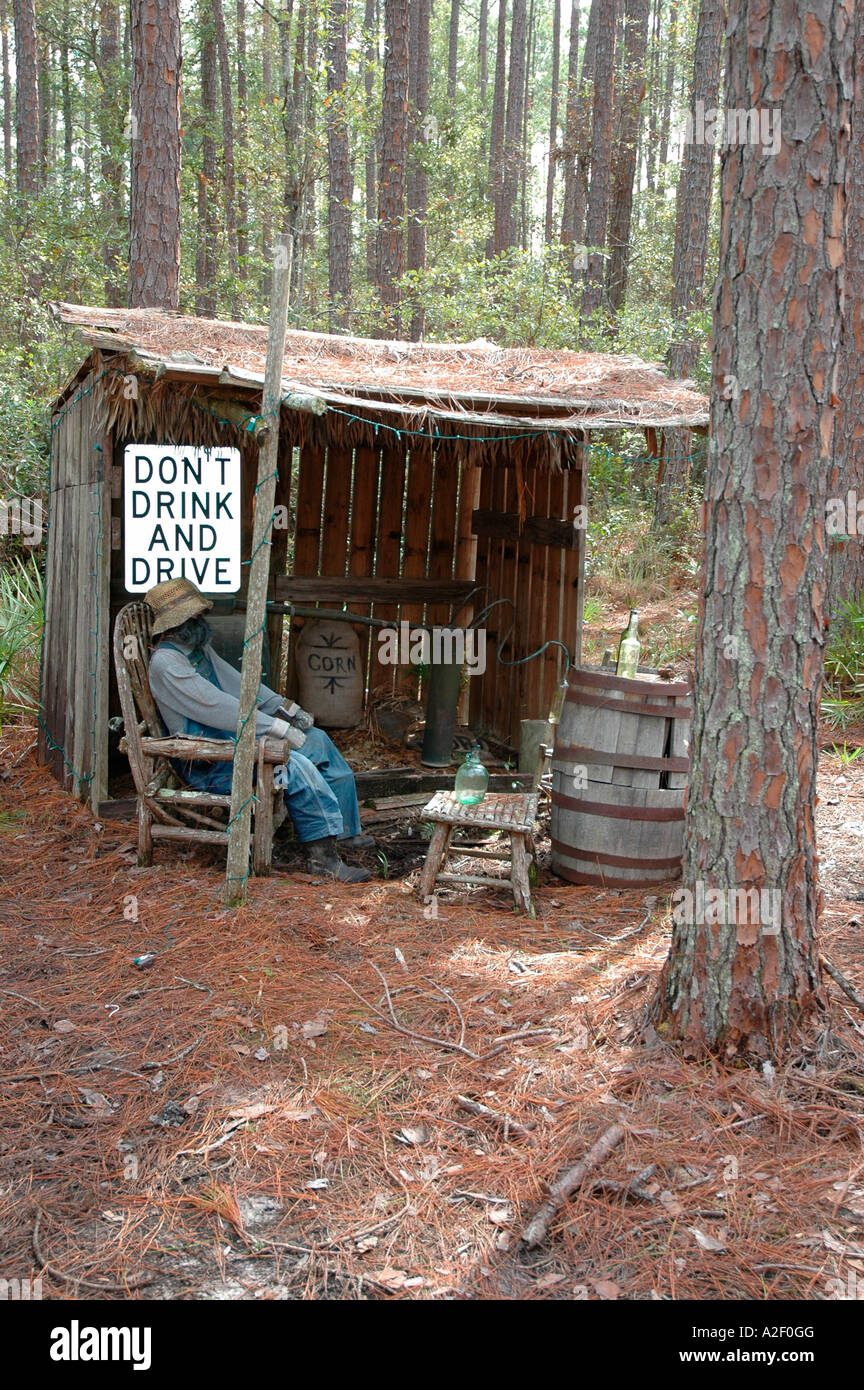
[339,833,376,851]
[304,836,371,883]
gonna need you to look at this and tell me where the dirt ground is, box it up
[2,724,864,1302]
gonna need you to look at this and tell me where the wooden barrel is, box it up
[550,665,692,888]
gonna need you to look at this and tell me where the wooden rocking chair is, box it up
[113,601,290,873]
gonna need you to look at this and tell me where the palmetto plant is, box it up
[0,556,44,728]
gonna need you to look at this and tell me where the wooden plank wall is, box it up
[39,371,111,810]
[469,441,585,747]
[283,437,475,708]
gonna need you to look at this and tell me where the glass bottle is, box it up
[547,674,569,731]
[454,742,489,805]
[616,609,641,679]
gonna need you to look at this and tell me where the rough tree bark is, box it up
[364,0,379,287]
[656,0,854,1059]
[406,0,431,339]
[99,0,124,305]
[478,0,488,102]
[13,0,40,198]
[605,0,649,309]
[327,0,352,330]
[129,0,181,309]
[562,0,598,253]
[580,0,617,320]
[544,0,562,243]
[195,6,219,317]
[236,0,249,273]
[377,0,410,330]
[654,0,723,529]
[827,5,864,613]
[212,0,239,304]
[487,0,508,254]
[448,0,460,98]
[493,0,527,254]
[0,0,11,180]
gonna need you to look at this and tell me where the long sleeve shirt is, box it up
[149,640,291,742]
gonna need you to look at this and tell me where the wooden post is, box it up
[224,233,292,904]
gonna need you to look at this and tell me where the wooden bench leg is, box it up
[417,822,451,901]
[510,832,533,915]
[253,748,274,877]
[137,798,153,867]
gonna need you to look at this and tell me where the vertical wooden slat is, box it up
[349,440,381,691]
[515,464,541,730]
[562,444,586,667]
[320,444,352,575]
[455,456,482,723]
[293,440,325,576]
[399,437,434,696]
[40,413,64,779]
[543,467,566,727]
[371,439,406,692]
[426,441,459,627]
[91,421,113,811]
[488,463,511,742]
[492,462,520,745]
[471,462,495,732]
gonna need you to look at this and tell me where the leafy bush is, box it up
[0,556,44,727]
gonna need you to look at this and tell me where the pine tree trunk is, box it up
[559,0,580,247]
[195,8,219,316]
[644,0,660,194]
[0,0,10,180]
[37,35,49,183]
[580,0,617,319]
[13,0,40,198]
[236,0,249,274]
[605,0,648,309]
[544,0,561,244]
[129,0,181,309]
[377,0,409,331]
[60,15,72,182]
[212,0,239,308]
[448,0,460,98]
[827,5,864,614]
[364,0,378,287]
[655,0,722,529]
[406,0,430,339]
[562,0,598,253]
[487,0,508,255]
[656,0,853,1059]
[657,0,677,182]
[493,0,527,254]
[99,0,124,306]
[478,0,488,102]
[261,3,272,300]
[327,0,352,330]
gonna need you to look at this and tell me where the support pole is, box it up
[224,234,292,904]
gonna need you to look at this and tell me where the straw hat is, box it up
[145,577,213,636]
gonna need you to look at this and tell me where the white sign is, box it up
[124,445,242,593]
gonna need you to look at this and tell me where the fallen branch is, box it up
[455,1094,537,1143]
[821,954,864,1015]
[336,963,481,1059]
[521,1123,627,1248]
[32,1209,152,1292]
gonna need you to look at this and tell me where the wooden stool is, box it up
[417,790,540,915]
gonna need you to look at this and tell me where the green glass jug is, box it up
[454,742,489,805]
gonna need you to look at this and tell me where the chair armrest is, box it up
[141,735,292,765]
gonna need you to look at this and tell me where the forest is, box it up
[1,0,864,1326]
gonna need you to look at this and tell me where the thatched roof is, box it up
[52,302,709,435]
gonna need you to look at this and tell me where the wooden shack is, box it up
[39,302,709,813]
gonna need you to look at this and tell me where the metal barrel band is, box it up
[550,789,686,822]
[553,741,690,774]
